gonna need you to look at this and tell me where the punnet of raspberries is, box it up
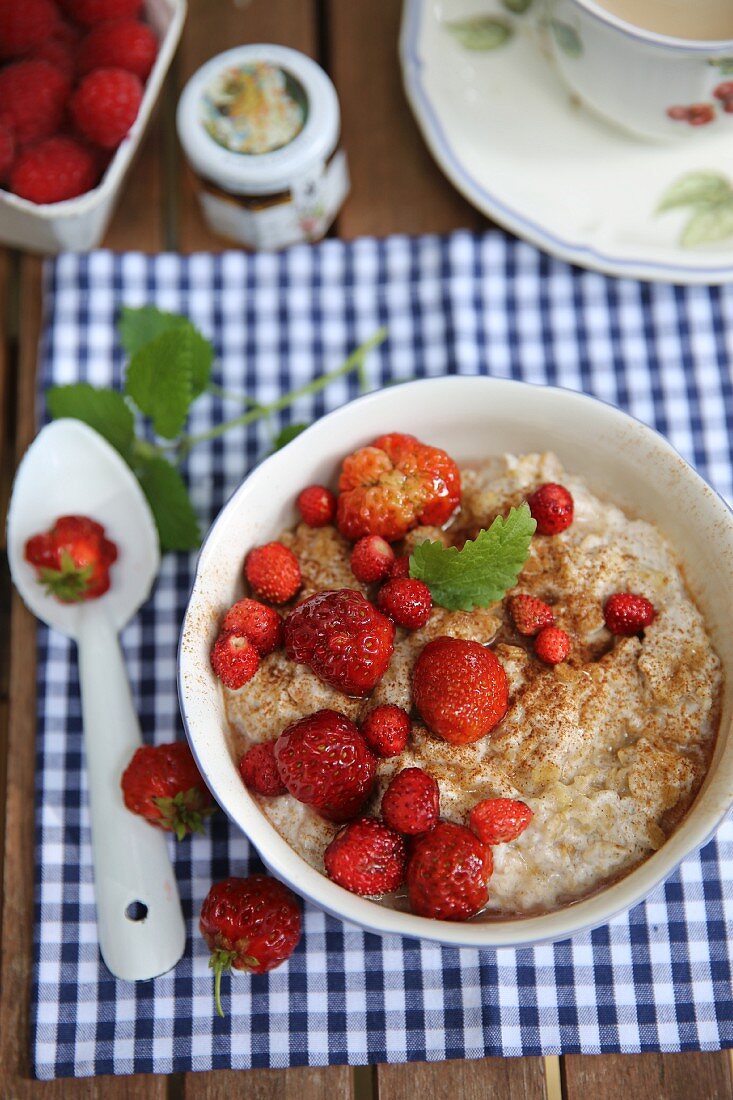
[0,0,157,205]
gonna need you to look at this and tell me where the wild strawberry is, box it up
[24,514,116,601]
[70,68,143,149]
[350,534,395,583]
[389,555,410,580]
[210,630,260,689]
[337,432,461,542]
[361,704,411,758]
[469,797,533,845]
[274,709,376,822]
[527,482,574,535]
[10,137,98,204]
[284,589,394,697]
[508,593,554,636]
[77,19,158,80]
[296,484,336,527]
[377,577,432,629]
[0,0,60,60]
[534,625,571,665]
[603,592,655,636]
[413,636,508,745]
[381,767,440,836]
[238,742,286,797]
[324,817,406,896]
[244,541,301,605]
[0,60,70,144]
[222,598,282,656]
[200,875,301,1016]
[406,821,493,921]
[714,82,733,100]
[121,741,215,840]
[60,0,143,25]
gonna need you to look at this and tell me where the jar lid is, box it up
[176,44,340,196]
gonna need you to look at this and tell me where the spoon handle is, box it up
[77,613,186,981]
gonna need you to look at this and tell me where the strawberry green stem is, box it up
[209,948,237,1019]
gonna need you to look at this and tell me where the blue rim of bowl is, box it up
[177,375,733,948]
[400,0,733,283]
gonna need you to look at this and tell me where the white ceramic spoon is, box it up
[7,419,186,981]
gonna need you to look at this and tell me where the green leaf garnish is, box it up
[135,455,201,553]
[446,16,512,50]
[120,307,214,397]
[125,328,196,439]
[272,423,309,451]
[409,503,536,611]
[46,383,135,459]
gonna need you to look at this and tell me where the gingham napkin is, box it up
[33,234,733,1079]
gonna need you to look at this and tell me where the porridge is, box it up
[210,437,721,921]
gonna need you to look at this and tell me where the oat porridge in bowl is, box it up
[179,377,733,947]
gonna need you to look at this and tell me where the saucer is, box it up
[400,0,733,283]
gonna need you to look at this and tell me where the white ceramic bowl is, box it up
[178,376,733,947]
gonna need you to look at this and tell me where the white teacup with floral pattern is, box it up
[545,0,733,141]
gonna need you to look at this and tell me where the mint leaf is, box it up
[125,329,197,439]
[409,503,536,611]
[135,455,200,552]
[272,423,308,451]
[119,307,213,396]
[47,383,135,458]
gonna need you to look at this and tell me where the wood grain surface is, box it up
[0,1,730,1097]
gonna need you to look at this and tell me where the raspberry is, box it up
[381,767,440,836]
[534,625,570,665]
[389,555,410,580]
[296,484,336,527]
[0,120,15,182]
[0,60,70,145]
[377,577,432,629]
[527,482,574,535]
[10,137,98,204]
[361,704,410,758]
[77,18,158,80]
[70,67,143,149]
[508,593,554,636]
[274,709,376,823]
[469,797,533,845]
[238,742,286,797]
[406,821,493,921]
[413,636,508,745]
[350,534,395,583]
[324,817,406,896]
[244,541,301,604]
[222,598,282,656]
[60,0,142,25]
[0,0,60,59]
[603,592,655,636]
[284,588,394,697]
[29,35,76,79]
[337,432,461,542]
[210,630,260,690]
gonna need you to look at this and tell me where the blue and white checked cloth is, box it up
[33,232,733,1079]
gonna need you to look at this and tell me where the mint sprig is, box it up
[46,307,387,554]
[409,503,536,611]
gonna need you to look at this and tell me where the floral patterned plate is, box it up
[400,0,733,283]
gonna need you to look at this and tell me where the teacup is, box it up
[545,0,733,141]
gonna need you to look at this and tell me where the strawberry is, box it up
[70,67,143,149]
[222,598,282,656]
[534,625,571,665]
[0,60,70,145]
[284,589,394,697]
[296,484,336,527]
[0,0,60,60]
[469,797,533,845]
[603,592,656,636]
[210,630,260,689]
[412,636,508,745]
[336,432,461,542]
[76,18,158,80]
[244,541,301,604]
[406,821,493,921]
[121,741,215,840]
[350,534,395,583]
[274,709,376,822]
[238,742,286,797]
[361,704,411,758]
[381,767,440,836]
[24,514,116,601]
[527,482,574,535]
[324,817,406,897]
[508,593,554,636]
[377,577,432,629]
[200,875,301,1016]
[389,555,411,580]
[10,137,98,205]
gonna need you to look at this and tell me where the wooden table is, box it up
[0,2,731,1096]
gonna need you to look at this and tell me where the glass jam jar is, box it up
[177,44,349,250]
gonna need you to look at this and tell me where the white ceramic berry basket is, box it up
[178,376,733,948]
[0,0,185,254]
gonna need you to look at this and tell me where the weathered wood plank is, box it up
[563,1050,733,1100]
[376,1057,547,1100]
[184,1066,354,1100]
